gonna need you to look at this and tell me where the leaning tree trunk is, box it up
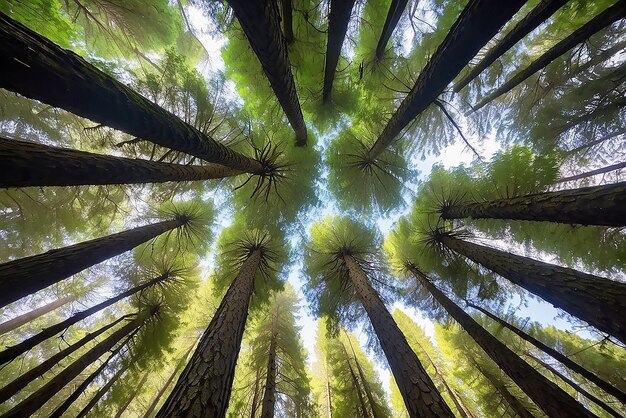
[114,372,149,418]
[438,234,626,343]
[454,0,570,92]
[552,96,626,138]
[249,368,262,418]
[260,313,279,418]
[563,128,626,156]
[75,362,128,418]
[0,13,262,173]
[156,249,262,418]
[281,0,294,44]
[226,0,307,146]
[467,302,626,402]
[367,0,525,159]
[472,0,626,111]
[0,272,170,365]
[0,137,243,188]
[375,0,410,61]
[0,218,185,308]
[345,336,381,418]
[343,255,454,418]
[0,293,75,336]
[411,267,595,418]
[555,161,626,184]
[440,181,626,227]
[345,354,370,418]
[322,0,356,103]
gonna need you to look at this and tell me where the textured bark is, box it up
[454,0,570,92]
[114,372,149,418]
[0,293,75,336]
[156,249,262,418]
[368,0,525,159]
[472,0,626,111]
[322,0,356,103]
[375,0,410,60]
[0,273,169,365]
[0,218,183,308]
[0,137,243,188]
[0,13,262,173]
[343,255,454,417]
[441,181,626,227]
[412,268,595,418]
[226,0,307,146]
[468,302,626,403]
[260,313,278,418]
[556,161,626,184]
[75,363,128,418]
[440,235,626,343]
[281,0,294,44]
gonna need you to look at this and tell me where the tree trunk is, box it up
[281,0,294,44]
[226,0,307,146]
[412,267,595,418]
[439,234,626,343]
[472,0,626,111]
[322,0,356,103]
[467,302,626,402]
[0,218,185,308]
[454,0,570,92]
[0,293,75,336]
[563,128,626,156]
[552,96,626,137]
[249,369,262,418]
[325,358,333,418]
[260,312,279,418]
[346,337,381,418]
[75,362,128,418]
[0,13,262,173]
[0,272,170,365]
[367,0,525,159]
[114,372,149,418]
[556,161,626,184]
[0,137,243,188]
[156,249,262,418]
[0,315,130,403]
[441,181,626,227]
[375,0,410,61]
[4,309,150,418]
[347,357,370,418]
[343,254,454,417]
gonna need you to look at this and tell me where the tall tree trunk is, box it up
[4,309,151,418]
[156,249,262,418]
[345,337,381,418]
[226,0,307,146]
[453,388,478,418]
[322,0,356,103]
[281,0,294,44]
[552,96,626,138]
[0,218,185,308]
[467,302,626,402]
[0,293,75,336]
[0,13,262,173]
[454,0,570,92]
[563,128,626,156]
[472,0,626,111]
[441,181,626,226]
[249,368,262,418]
[343,255,454,417]
[343,349,370,418]
[114,372,149,418]
[375,0,410,61]
[75,362,128,418]
[367,0,525,159]
[325,358,333,418]
[411,267,595,418]
[438,234,626,343]
[0,137,243,188]
[260,312,279,418]
[0,272,170,365]
[555,161,626,184]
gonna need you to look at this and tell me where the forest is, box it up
[0,0,625,417]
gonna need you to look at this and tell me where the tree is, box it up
[322,0,357,103]
[375,0,409,61]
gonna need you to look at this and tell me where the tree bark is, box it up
[260,312,279,418]
[0,13,263,173]
[346,356,370,418]
[343,254,454,417]
[0,137,243,188]
[281,0,294,44]
[368,0,525,159]
[454,0,570,92]
[439,234,626,344]
[472,0,626,111]
[412,267,596,418]
[156,249,262,418]
[556,161,626,184]
[440,181,626,227]
[114,372,149,418]
[0,218,184,308]
[226,0,307,146]
[375,0,410,61]
[322,0,356,103]
[75,362,128,418]
[249,368,262,418]
[345,336,381,418]
[0,293,75,336]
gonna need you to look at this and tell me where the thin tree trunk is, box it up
[226,0,307,146]
[114,372,149,418]
[412,267,595,418]
[0,218,185,308]
[441,181,626,227]
[0,13,262,173]
[343,255,454,417]
[250,369,262,418]
[552,96,626,137]
[322,0,356,103]
[453,388,478,418]
[0,294,75,336]
[0,138,243,188]
[75,362,128,418]
[0,272,170,365]
[367,0,525,159]
[325,358,333,418]
[260,312,279,418]
[345,336,381,418]
[281,0,294,44]
[348,358,370,418]
[472,0,626,111]
[467,302,626,402]
[556,161,626,183]
[454,0,570,92]
[375,0,410,61]
[563,39,626,81]
[563,128,626,156]
[156,249,262,418]
[438,234,626,343]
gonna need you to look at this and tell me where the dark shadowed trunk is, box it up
[345,336,381,418]
[0,293,75,336]
[375,0,410,60]
[250,369,262,418]
[555,162,626,184]
[156,249,262,417]
[347,357,370,418]
[343,254,454,417]
[114,372,149,418]
[281,0,294,44]
[322,0,356,103]
[75,363,128,418]
[260,312,279,418]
